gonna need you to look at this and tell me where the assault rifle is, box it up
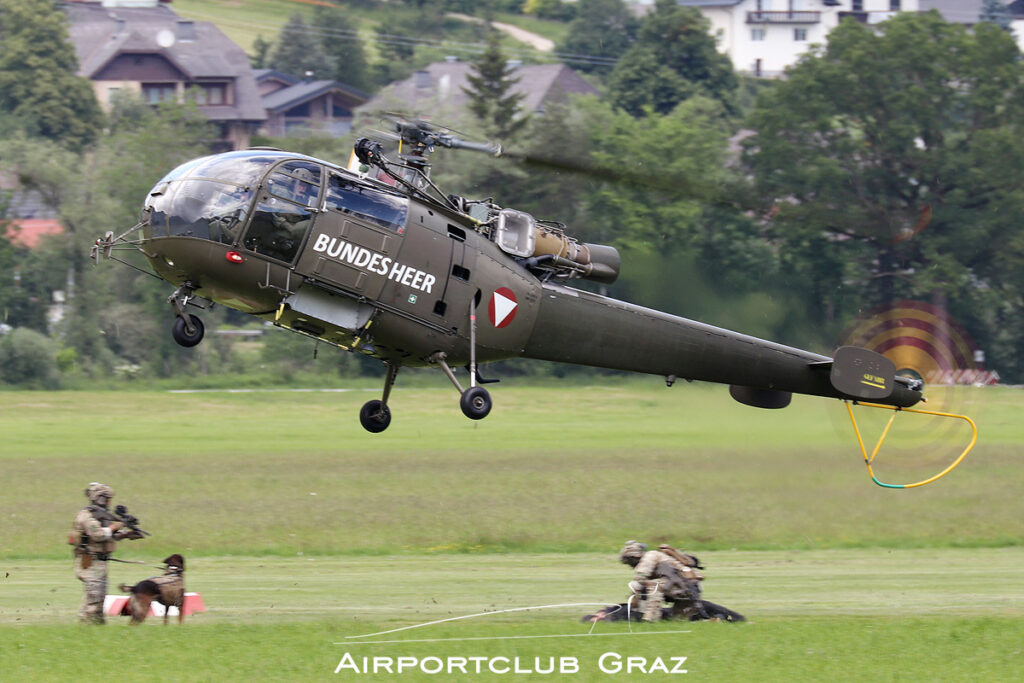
[70,504,149,569]
[80,503,151,540]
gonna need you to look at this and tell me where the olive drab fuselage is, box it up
[104,142,923,433]
[141,149,542,367]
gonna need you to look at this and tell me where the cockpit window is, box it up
[267,161,321,209]
[190,154,282,187]
[142,153,325,249]
[243,200,313,263]
[325,173,408,232]
[147,179,253,245]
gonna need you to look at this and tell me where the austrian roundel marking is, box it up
[489,287,518,328]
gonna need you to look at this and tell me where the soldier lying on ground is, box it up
[583,541,745,623]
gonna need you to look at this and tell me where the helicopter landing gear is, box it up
[171,314,204,347]
[359,400,391,433]
[168,284,205,347]
[428,352,493,422]
[460,386,492,420]
[360,362,399,433]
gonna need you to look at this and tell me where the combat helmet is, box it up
[85,482,114,504]
[619,540,647,564]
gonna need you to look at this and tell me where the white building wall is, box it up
[686,0,923,77]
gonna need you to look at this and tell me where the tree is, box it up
[559,0,637,74]
[462,29,527,138]
[743,12,1024,374]
[605,0,737,118]
[0,0,103,150]
[312,5,369,92]
[0,98,211,376]
[269,13,328,79]
[979,0,1014,31]
[250,34,273,69]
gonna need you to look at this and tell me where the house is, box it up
[253,69,369,137]
[675,1,1021,78]
[1,181,63,249]
[64,0,266,151]
[358,60,598,122]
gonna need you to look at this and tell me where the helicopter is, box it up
[93,118,930,439]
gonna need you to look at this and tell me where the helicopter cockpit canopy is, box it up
[144,151,282,244]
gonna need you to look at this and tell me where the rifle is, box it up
[72,503,149,548]
[110,504,150,538]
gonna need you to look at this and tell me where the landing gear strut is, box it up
[168,284,205,347]
[429,297,494,421]
[360,362,399,433]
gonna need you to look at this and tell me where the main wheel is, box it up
[460,386,492,420]
[359,399,391,433]
[171,314,204,347]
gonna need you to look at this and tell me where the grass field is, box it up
[1,382,1022,680]
[171,0,569,58]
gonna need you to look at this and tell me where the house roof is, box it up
[253,69,299,88]
[261,79,369,113]
[65,1,265,122]
[361,61,597,117]
[5,219,64,249]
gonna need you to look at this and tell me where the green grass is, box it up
[171,0,567,59]
[1,383,1021,680]
[0,383,1018,558]
[3,551,1024,680]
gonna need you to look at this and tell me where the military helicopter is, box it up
[93,118,936,446]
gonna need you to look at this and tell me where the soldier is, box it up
[619,540,708,622]
[69,483,144,624]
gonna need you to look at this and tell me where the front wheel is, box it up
[359,400,391,433]
[460,386,492,420]
[171,314,204,347]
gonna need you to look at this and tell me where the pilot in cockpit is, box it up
[283,168,318,207]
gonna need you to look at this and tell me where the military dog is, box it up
[118,554,186,624]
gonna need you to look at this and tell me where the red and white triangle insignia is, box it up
[489,287,518,328]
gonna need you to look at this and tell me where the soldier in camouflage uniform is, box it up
[619,540,707,622]
[69,483,144,624]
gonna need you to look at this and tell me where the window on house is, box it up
[191,84,227,106]
[890,0,901,10]
[794,28,807,41]
[752,28,766,41]
[142,83,177,104]
[852,0,864,10]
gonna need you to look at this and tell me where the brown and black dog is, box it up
[119,554,186,624]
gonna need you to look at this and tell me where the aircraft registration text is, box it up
[312,233,436,293]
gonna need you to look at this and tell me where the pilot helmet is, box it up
[85,482,114,505]
[291,168,317,205]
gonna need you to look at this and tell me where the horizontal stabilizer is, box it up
[829,346,895,400]
[729,385,792,409]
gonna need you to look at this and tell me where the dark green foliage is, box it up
[269,13,329,80]
[312,5,370,92]
[743,12,1024,371]
[0,0,103,150]
[605,0,737,117]
[462,30,527,137]
[0,326,59,388]
[559,0,637,74]
[250,34,273,69]
[979,0,1014,30]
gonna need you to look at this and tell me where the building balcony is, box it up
[747,11,821,24]
[837,11,869,24]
